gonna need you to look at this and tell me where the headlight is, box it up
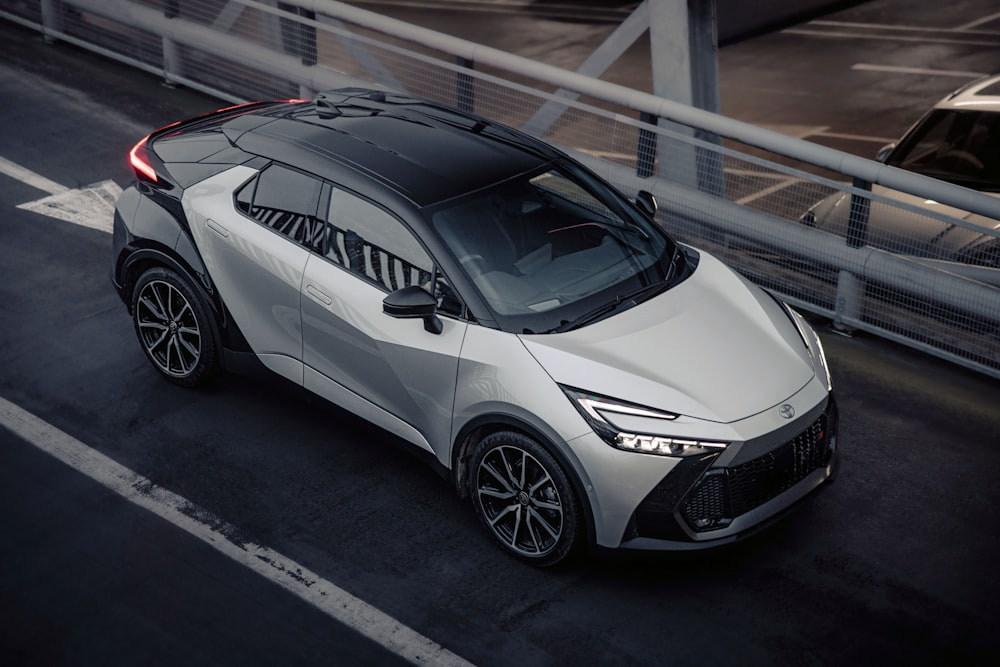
[561,386,729,457]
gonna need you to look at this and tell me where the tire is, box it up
[131,266,218,387]
[469,431,583,566]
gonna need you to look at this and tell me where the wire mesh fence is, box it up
[5,0,1000,376]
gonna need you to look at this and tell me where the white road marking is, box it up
[18,180,122,233]
[851,63,988,79]
[0,395,473,667]
[811,130,898,145]
[734,176,802,206]
[333,0,630,20]
[784,28,1000,47]
[957,12,1000,30]
[811,19,1000,35]
[2,154,122,233]
[0,154,67,195]
[757,124,830,140]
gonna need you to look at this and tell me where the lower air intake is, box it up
[681,412,832,532]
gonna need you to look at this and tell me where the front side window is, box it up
[323,189,434,292]
[428,164,682,333]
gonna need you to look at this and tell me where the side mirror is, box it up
[875,142,896,163]
[383,285,443,334]
[635,190,658,218]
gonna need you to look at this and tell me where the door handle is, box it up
[305,284,332,305]
[206,219,229,238]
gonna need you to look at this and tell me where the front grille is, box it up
[680,412,832,532]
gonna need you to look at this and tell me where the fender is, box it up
[119,243,254,358]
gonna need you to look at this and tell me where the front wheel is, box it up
[131,267,218,387]
[469,431,583,566]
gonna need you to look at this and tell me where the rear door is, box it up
[300,188,467,457]
[186,163,323,382]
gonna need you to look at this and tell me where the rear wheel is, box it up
[131,267,218,387]
[469,431,582,566]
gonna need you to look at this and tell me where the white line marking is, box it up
[0,155,67,195]
[811,19,1000,35]
[2,155,121,232]
[724,167,800,180]
[957,11,1000,30]
[756,124,830,140]
[0,395,473,667]
[734,176,801,205]
[17,180,122,233]
[783,28,1000,47]
[812,130,898,144]
[851,63,988,79]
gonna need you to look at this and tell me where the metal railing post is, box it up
[637,112,657,179]
[833,270,862,335]
[835,177,874,334]
[456,56,475,113]
[161,0,180,87]
[278,3,318,65]
[40,0,62,43]
[847,177,873,248]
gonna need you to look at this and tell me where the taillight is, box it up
[129,135,157,183]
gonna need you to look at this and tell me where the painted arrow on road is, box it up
[1,155,121,233]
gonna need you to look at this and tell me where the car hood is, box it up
[519,252,815,424]
[809,186,1000,259]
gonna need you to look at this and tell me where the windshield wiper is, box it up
[572,216,650,241]
[664,243,684,283]
[551,279,669,333]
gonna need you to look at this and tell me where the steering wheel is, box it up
[940,149,984,170]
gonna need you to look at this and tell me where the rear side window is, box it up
[235,164,324,249]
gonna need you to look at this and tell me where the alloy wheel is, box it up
[135,279,202,377]
[475,444,564,558]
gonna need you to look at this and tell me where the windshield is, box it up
[887,109,1000,191]
[427,164,682,333]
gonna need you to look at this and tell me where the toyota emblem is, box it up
[779,404,795,419]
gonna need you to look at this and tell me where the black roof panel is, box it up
[228,100,549,206]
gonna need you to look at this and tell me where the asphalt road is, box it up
[2,3,1000,666]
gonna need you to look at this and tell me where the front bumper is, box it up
[571,377,838,551]
[620,395,838,549]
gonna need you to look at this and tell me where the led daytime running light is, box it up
[579,396,677,424]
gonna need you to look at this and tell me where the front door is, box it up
[300,188,466,458]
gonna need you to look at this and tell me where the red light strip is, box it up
[129,135,157,182]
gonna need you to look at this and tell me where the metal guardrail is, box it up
[5,0,1000,377]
